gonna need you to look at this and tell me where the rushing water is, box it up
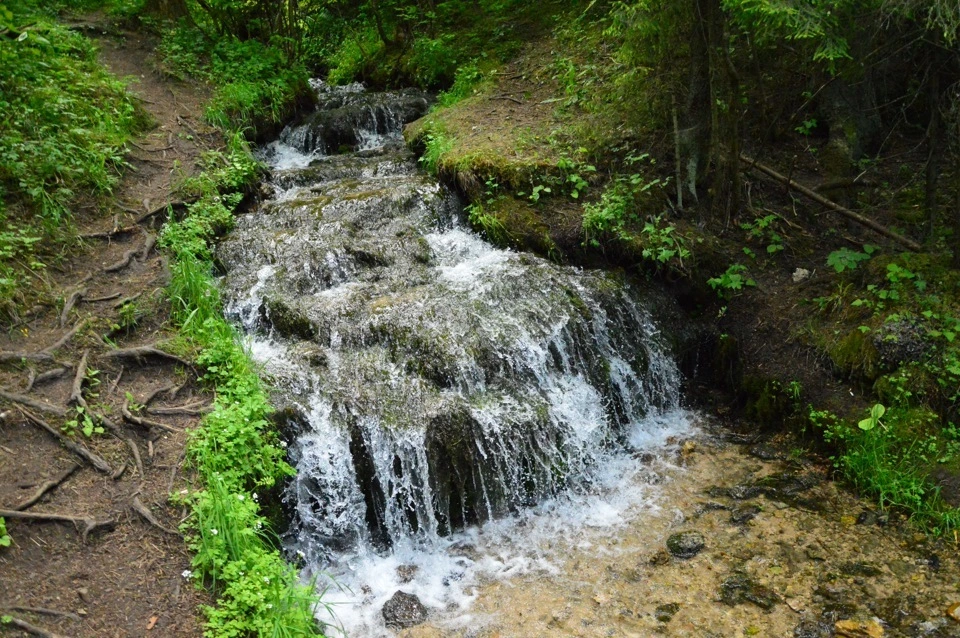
[218,81,695,636]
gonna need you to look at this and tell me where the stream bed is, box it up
[217,82,960,637]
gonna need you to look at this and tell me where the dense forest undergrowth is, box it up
[1,0,959,636]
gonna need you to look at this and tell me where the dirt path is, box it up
[0,22,219,638]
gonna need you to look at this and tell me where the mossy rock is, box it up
[741,376,791,428]
[264,298,316,341]
[827,329,883,381]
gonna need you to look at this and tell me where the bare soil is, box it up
[0,20,219,638]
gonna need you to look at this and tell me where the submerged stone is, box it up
[666,531,705,558]
[719,572,780,610]
[655,602,681,623]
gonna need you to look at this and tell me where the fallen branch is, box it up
[41,319,89,354]
[14,464,80,511]
[102,345,193,368]
[59,287,86,328]
[0,508,115,543]
[131,496,179,535]
[739,154,922,252]
[103,248,138,273]
[20,408,113,474]
[0,616,70,638]
[122,398,180,434]
[0,389,68,417]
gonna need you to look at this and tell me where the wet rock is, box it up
[929,469,960,508]
[794,617,835,638]
[731,504,763,525]
[840,562,882,578]
[666,531,705,558]
[749,443,784,461]
[655,603,681,623]
[719,572,780,610]
[729,484,764,500]
[871,595,916,628]
[872,320,926,367]
[947,602,960,623]
[396,564,418,584]
[835,619,884,637]
[382,590,428,629]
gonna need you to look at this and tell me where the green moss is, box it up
[827,329,883,381]
[741,376,791,427]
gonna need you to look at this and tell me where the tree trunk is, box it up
[678,0,713,205]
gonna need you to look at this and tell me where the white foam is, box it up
[309,409,697,637]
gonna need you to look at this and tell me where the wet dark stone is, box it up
[873,319,927,367]
[728,484,764,500]
[666,531,705,558]
[871,594,917,628]
[730,504,763,525]
[794,618,835,638]
[927,553,941,572]
[396,564,418,584]
[749,443,784,460]
[719,572,780,610]
[382,590,428,629]
[839,561,882,577]
[655,602,681,623]
[857,510,878,526]
[930,468,960,508]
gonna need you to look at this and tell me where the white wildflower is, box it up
[237,494,245,501]
[263,576,270,584]
[182,570,193,579]
[210,528,218,535]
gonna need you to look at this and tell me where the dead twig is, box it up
[131,496,179,535]
[0,615,70,638]
[107,365,124,397]
[20,408,113,474]
[14,464,80,511]
[0,508,115,543]
[102,345,193,368]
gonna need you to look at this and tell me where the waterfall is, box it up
[218,81,694,636]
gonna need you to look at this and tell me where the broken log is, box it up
[739,154,922,252]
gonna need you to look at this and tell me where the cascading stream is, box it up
[218,81,695,636]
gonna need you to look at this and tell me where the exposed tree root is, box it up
[41,319,89,355]
[0,508,116,543]
[131,496,179,535]
[110,462,127,481]
[103,248,139,273]
[80,225,138,240]
[0,351,53,364]
[135,200,188,225]
[20,408,113,474]
[142,383,176,407]
[0,389,68,418]
[0,615,70,638]
[68,350,89,407]
[102,345,193,368]
[122,397,180,434]
[112,292,142,310]
[126,437,145,478]
[24,366,72,393]
[14,464,80,511]
[107,365,124,396]
[140,232,157,260]
[0,606,81,622]
[83,292,122,303]
[148,400,212,416]
[59,287,86,328]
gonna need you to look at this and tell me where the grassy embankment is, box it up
[1,0,330,634]
[319,0,960,535]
